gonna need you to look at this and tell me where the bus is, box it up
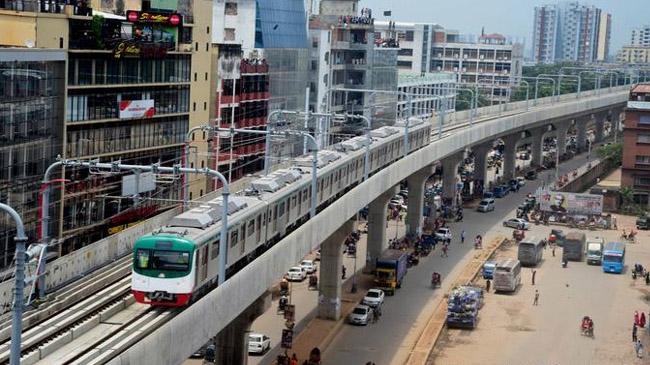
[518,237,544,266]
[602,242,625,274]
[493,259,522,292]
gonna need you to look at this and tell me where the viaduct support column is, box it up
[556,123,569,156]
[594,112,606,143]
[442,153,462,206]
[365,188,397,273]
[472,144,491,186]
[406,165,434,237]
[318,218,354,320]
[502,134,518,181]
[214,293,271,365]
[530,133,543,168]
[576,117,589,153]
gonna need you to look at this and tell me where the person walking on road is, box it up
[290,353,299,365]
[441,244,449,257]
[552,245,556,257]
[633,323,639,342]
[486,279,491,293]
[461,230,466,244]
[532,269,537,285]
[636,340,644,358]
[533,290,539,305]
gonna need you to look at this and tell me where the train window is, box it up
[292,195,297,208]
[247,220,255,236]
[230,230,238,247]
[279,202,285,216]
[273,205,277,220]
[256,215,261,230]
[240,225,246,241]
[211,240,219,260]
[256,215,261,241]
[303,190,308,201]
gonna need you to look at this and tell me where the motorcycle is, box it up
[407,253,419,267]
[431,272,442,289]
[562,259,568,268]
[621,230,637,242]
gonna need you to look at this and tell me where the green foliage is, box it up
[455,89,491,111]
[91,15,105,49]
[596,142,622,166]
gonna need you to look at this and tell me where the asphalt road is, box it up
[321,152,597,365]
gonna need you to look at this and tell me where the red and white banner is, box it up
[119,99,155,119]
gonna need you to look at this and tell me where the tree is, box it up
[596,142,622,166]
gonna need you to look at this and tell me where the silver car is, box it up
[348,304,373,325]
[502,218,530,230]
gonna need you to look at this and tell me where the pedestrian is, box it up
[635,311,640,326]
[290,353,299,365]
[633,323,638,342]
[552,245,556,257]
[441,244,448,257]
[486,279,491,293]
[341,265,346,279]
[533,289,539,305]
[532,269,537,285]
[636,340,644,358]
[642,312,647,328]
[461,230,466,244]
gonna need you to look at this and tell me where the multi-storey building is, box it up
[532,2,611,64]
[622,84,650,205]
[430,29,523,105]
[309,0,398,144]
[0,0,212,257]
[631,25,650,47]
[617,46,650,64]
[0,49,65,266]
[210,0,308,179]
[397,73,456,119]
[373,21,437,75]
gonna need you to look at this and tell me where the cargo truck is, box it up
[563,231,585,262]
[586,236,604,265]
[375,249,408,296]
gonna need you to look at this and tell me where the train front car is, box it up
[131,235,196,306]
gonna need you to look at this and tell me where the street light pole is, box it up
[3,202,28,365]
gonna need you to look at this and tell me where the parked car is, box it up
[362,288,385,308]
[508,179,519,192]
[503,218,530,230]
[435,227,452,242]
[477,198,495,212]
[516,176,526,187]
[286,266,306,281]
[348,304,373,325]
[248,333,271,354]
[492,185,509,198]
[525,170,538,180]
[300,259,317,274]
[483,191,495,199]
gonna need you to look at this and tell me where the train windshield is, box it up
[136,249,190,271]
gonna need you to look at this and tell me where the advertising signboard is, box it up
[119,99,155,119]
[539,191,603,215]
[281,329,293,349]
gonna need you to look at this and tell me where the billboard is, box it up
[539,191,603,215]
[119,99,155,119]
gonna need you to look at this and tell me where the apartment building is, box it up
[309,1,398,144]
[397,73,456,119]
[621,84,650,205]
[532,2,611,64]
[430,29,523,105]
[0,0,212,257]
[631,25,650,47]
[374,21,437,75]
[618,46,650,64]
[210,0,309,178]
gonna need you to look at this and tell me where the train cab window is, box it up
[211,240,220,259]
[230,230,238,247]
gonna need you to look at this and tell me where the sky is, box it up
[358,0,648,57]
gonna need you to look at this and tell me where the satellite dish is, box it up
[25,40,35,48]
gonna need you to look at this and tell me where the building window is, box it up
[224,28,236,41]
[405,31,415,41]
[635,155,650,167]
[398,48,413,56]
[225,2,237,15]
[638,134,650,144]
[397,60,413,68]
[634,176,650,186]
[640,115,650,125]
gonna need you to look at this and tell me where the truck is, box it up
[637,215,650,230]
[586,236,605,265]
[374,249,408,296]
[446,286,484,329]
[562,231,585,262]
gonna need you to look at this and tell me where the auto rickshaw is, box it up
[513,229,525,242]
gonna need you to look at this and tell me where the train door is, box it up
[272,204,278,235]
[255,214,262,244]
[196,245,208,283]
[278,201,287,235]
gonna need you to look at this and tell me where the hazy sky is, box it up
[358,0,647,55]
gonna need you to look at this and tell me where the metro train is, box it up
[131,118,431,306]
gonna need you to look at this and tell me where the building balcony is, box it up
[628,101,650,110]
[221,95,240,104]
[0,0,91,15]
[332,41,350,49]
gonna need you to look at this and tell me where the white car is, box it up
[516,176,526,187]
[362,288,385,308]
[348,304,373,325]
[286,266,306,281]
[248,333,270,354]
[300,259,317,274]
[503,218,530,230]
[435,227,452,242]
